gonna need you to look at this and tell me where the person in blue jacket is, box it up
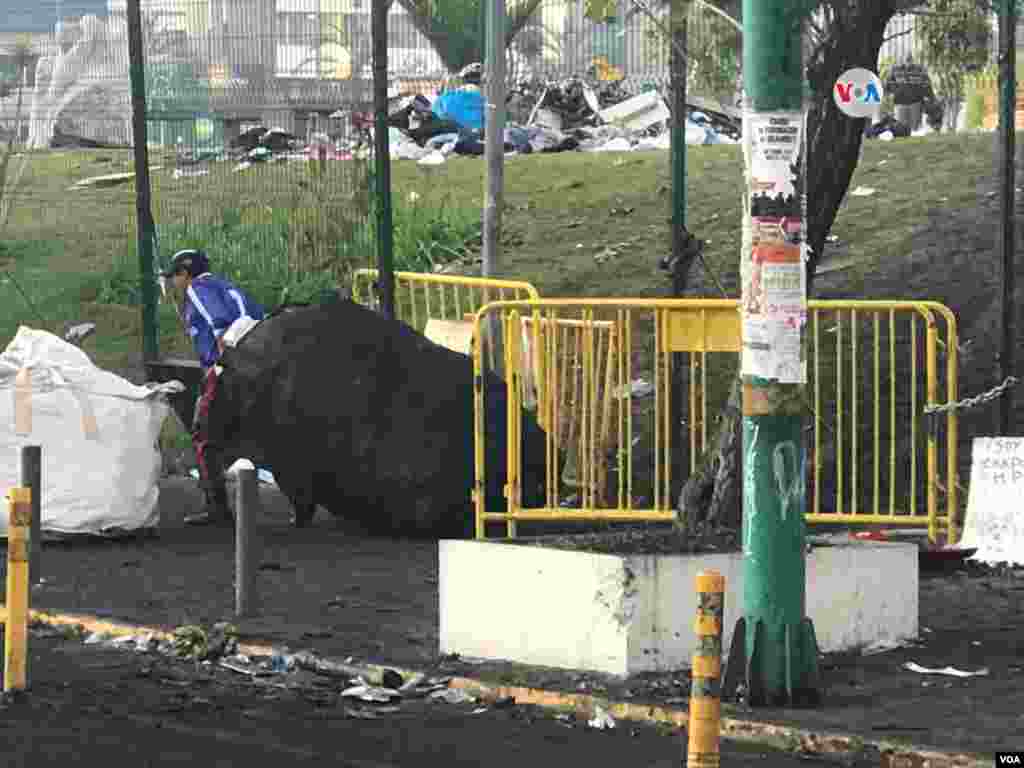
[161,249,265,526]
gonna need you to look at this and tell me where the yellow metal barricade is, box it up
[351,269,540,330]
[352,269,542,376]
[472,299,961,544]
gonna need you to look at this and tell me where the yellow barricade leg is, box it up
[5,487,31,692]
[688,570,724,768]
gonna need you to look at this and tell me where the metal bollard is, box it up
[234,468,261,618]
[20,446,42,587]
[5,487,32,692]
[687,570,725,768]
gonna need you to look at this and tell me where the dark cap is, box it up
[160,249,210,278]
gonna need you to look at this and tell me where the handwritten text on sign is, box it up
[960,437,1024,565]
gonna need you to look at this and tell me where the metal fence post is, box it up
[234,469,261,618]
[20,445,41,587]
[126,0,159,363]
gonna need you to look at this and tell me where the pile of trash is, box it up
[163,69,743,177]
[386,69,742,165]
[169,122,366,179]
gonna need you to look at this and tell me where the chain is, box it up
[923,376,1019,416]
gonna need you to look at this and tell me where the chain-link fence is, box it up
[0,2,1009,352]
[0,0,377,347]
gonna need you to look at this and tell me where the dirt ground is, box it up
[6,478,1021,759]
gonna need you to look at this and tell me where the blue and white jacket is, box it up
[183,273,265,370]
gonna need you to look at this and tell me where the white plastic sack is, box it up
[0,326,173,538]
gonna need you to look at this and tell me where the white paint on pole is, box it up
[959,437,1024,565]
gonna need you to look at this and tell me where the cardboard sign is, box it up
[959,437,1024,565]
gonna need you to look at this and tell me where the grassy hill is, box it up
[0,131,1014,530]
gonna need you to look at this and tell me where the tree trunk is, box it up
[674,1,906,530]
[677,375,742,532]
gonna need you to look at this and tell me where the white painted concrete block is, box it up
[439,539,918,677]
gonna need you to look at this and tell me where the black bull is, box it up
[204,300,553,537]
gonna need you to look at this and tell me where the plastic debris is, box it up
[341,684,402,703]
[418,150,447,166]
[269,653,296,673]
[588,705,616,730]
[429,687,476,705]
[616,379,655,399]
[902,662,990,678]
[172,623,239,661]
[850,186,877,197]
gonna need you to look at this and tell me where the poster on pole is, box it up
[742,112,807,384]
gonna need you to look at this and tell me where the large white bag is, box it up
[0,326,178,538]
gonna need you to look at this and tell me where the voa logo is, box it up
[997,754,1023,766]
[833,68,884,119]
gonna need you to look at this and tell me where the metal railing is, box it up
[471,299,960,544]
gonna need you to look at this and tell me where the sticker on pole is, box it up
[833,68,883,118]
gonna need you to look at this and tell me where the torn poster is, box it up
[748,113,803,218]
[742,225,807,384]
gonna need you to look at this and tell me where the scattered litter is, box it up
[591,137,632,153]
[67,171,138,190]
[220,660,275,677]
[269,653,297,673]
[172,168,209,180]
[344,707,380,719]
[471,706,489,715]
[84,632,111,645]
[587,704,616,730]
[598,90,670,133]
[902,662,989,678]
[616,379,655,399]
[429,687,476,705]
[341,684,402,703]
[850,186,876,197]
[172,623,239,661]
[418,150,447,167]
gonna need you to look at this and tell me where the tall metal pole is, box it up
[372,0,395,320]
[670,1,687,264]
[669,0,688,497]
[483,0,506,280]
[999,0,1016,434]
[483,0,507,374]
[723,0,820,708]
[126,0,159,362]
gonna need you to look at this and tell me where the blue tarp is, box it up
[431,88,485,132]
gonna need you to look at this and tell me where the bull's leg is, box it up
[273,469,317,528]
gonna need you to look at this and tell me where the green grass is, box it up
[0,131,1002,518]
[0,133,994,393]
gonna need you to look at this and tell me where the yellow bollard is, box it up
[5,487,31,692]
[687,570,725,768]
